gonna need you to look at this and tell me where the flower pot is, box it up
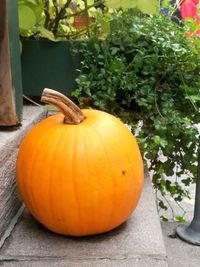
[73,15,93,29]
[21,40,81,97]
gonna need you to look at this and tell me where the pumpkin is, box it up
[16,88,144,236]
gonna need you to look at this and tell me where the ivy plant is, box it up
[72,10,200,220]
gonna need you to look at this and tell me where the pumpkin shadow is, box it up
[25,210,129,242]
[66,221,129,242]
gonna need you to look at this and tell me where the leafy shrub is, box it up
[72,10,200,219]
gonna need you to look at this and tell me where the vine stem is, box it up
[41,88,86,124]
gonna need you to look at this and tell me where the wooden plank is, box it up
[0,0,22,126]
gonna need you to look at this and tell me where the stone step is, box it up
[0,106,46,242]
[0,174,168,266]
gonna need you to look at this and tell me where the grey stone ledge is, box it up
[0,175,168,267]
[0,106,46,240]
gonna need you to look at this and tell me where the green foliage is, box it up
[105,0,159,14]
[18,0,104,40]
[72,10,200,218]
[18,0,160,40]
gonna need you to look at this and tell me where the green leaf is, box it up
[153,135,161,145]
[175,216,186,223]
[105,0,137,9]
[109,59,125,72]
[100,19,111,36]
[31,3,45,23]
[122,0,137,8]
[18,5,36,30]
[159,200,168,211]
[186,95,200,103]
[182,178,191,186]
[160,139,168,148]
[137,0,159,14]
[153,135,168,148]
[37,26,56,41]
[160,215,168,222]
[26,0,38,4]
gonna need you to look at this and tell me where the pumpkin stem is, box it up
[41,88,86,124]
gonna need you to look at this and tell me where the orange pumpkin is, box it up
[16,89,144,236]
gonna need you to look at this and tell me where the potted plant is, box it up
[18,0,159,97]
[19,0,100,97]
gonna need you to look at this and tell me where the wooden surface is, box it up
[0,0,20,126]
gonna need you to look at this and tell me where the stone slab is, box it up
[0,106,46,240]
[0,258,168,267]
[0,175,168,266]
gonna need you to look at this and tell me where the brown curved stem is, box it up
[41,88,86,124]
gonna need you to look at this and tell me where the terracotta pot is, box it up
[73,14,93,29]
